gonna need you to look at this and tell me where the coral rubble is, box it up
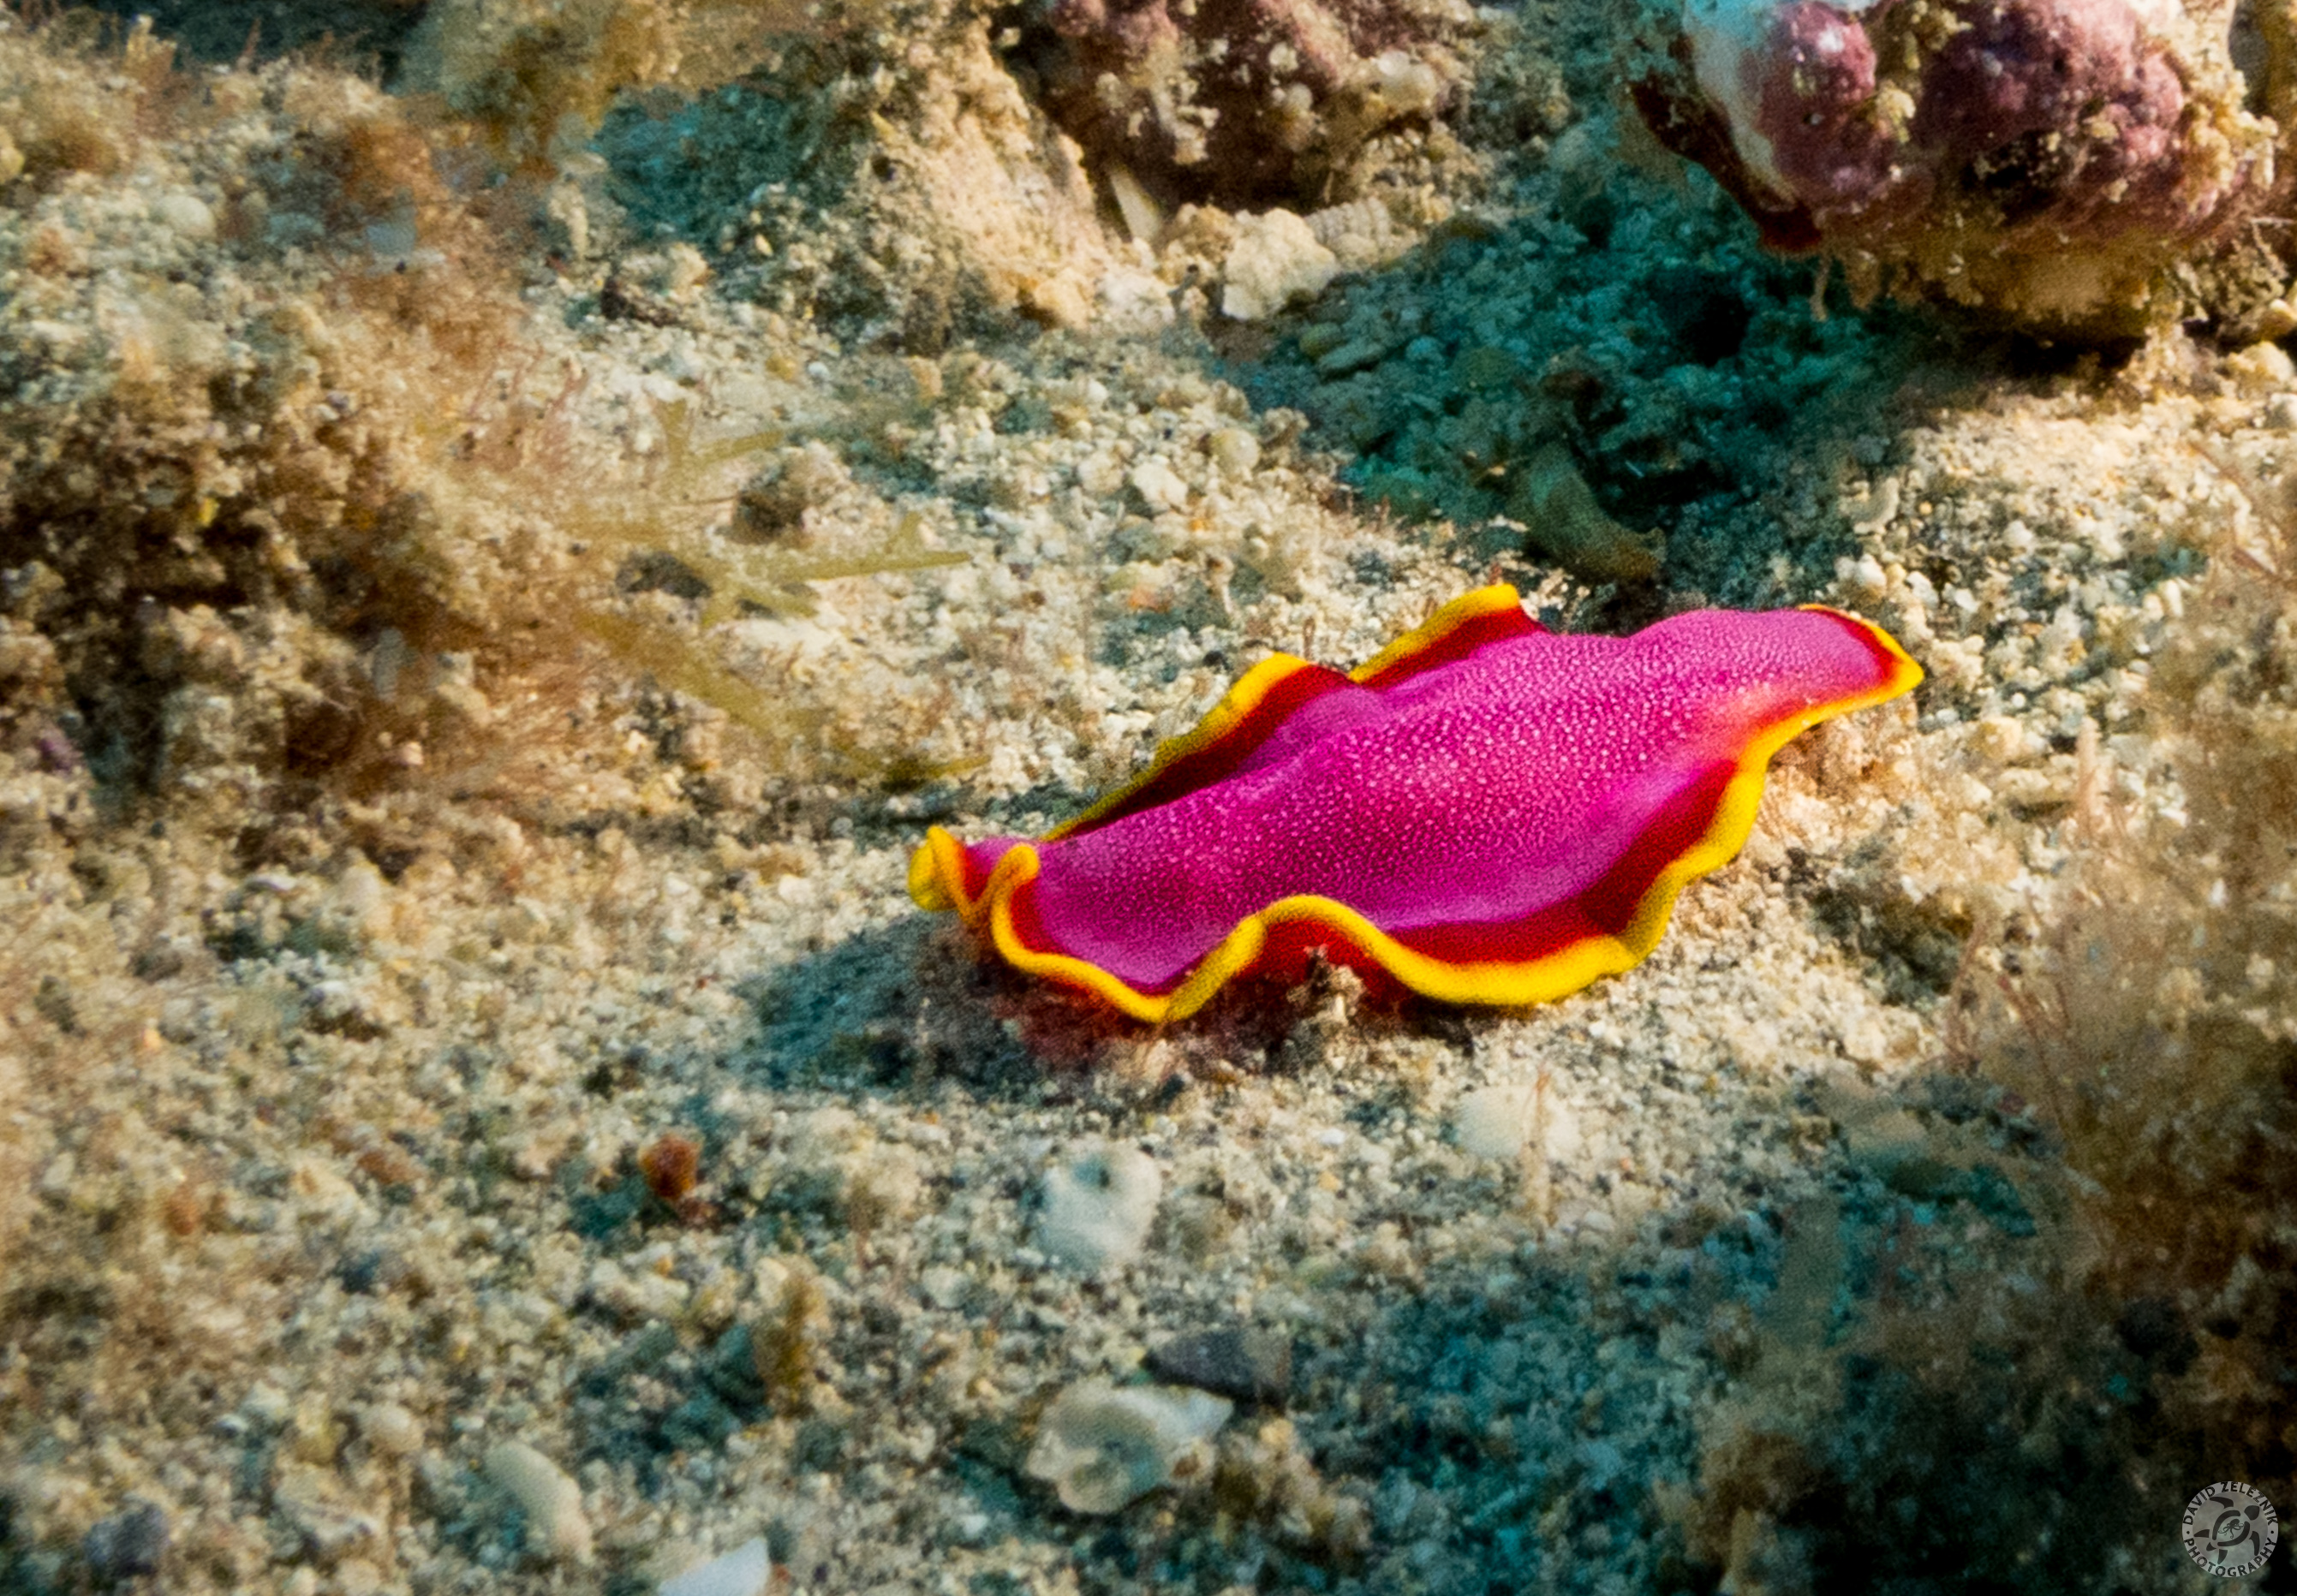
[1949,457,2297,1519]
[1021,0,1477,205]
[1023,1378,1232,1513]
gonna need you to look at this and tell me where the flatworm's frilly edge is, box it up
[910,585,1921,1022]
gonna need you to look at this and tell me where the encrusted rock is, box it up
[1630,0,2295,332]
[1024,0,1476,205]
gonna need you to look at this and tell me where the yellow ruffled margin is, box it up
[1042,652,1331,842]
[1346,581,1533,687]
[907,598,1922,1024]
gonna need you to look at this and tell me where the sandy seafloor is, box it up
[0,1,2293,1593]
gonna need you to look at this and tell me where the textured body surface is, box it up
[10,5,2294,1593]
[913,586,1920,1019]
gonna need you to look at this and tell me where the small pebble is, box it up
[82,1498,168,1585]
[1206,426,1260,475]
[273,1466,383,1557]
[1453,1084,1580,1162]
[1970,714,2032,763]
[640,1133,702,1202]
[1035,1140,1162,1273]
[361,1402,422,1456]
[336,1248,392,1295]
[2252,297,2297,341]
[659,1536,773,1596]
[153,191,215,241]
[1076,449,1126,497]
[1314,336,1393,377]
[2226,340,2295,393]
[1145,1327,1293,1405]
[1129,458,1190,514]
[917,1264,971,1310]
[240,1382,294,1428]
[484,1441,594,1563]
[1221,209,1339,320]
[1024,1379,1232,1513]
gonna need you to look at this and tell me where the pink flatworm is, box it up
[910,583,1921,1022]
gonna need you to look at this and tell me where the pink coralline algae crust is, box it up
[1027,0,1471,203]
[910,585,1921,1023]
[1632,0,2285,326]
[1931,0,2193,234]
[1751,2,1893,224]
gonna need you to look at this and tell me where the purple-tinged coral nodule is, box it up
[1639,0,2284,328]
[1912,0,2197,233]
[1749,3,1897,211]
